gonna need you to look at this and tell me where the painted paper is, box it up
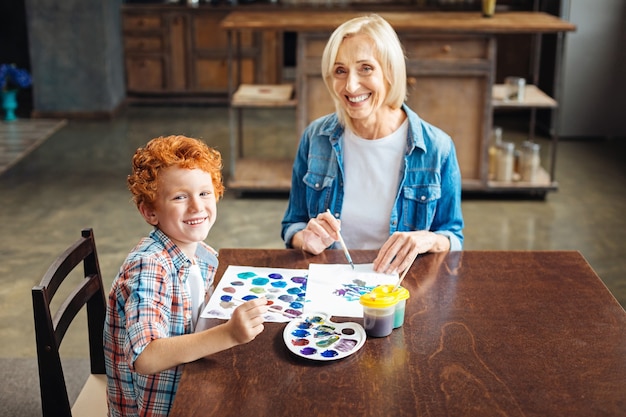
[201,265,308,323]
[304,263,398,318]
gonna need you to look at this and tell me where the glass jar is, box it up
[495,142,515,182]
[520,141,540,183]
[488,126,502,180]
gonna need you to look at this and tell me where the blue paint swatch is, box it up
[251,277,270,286]
[291,329,310,338]
[321,350,339,358]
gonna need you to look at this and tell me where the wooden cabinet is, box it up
[122,6,272,102]
[403,35,495,187]
[122,10,187,94]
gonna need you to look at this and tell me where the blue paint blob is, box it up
[237,272,257,279]
[321,350,339,358]
[297,322,313,329]
[278,295,294,303]
[242,295,258,301]
[271,281,287,288]
[230,281,245,286]
[286,287,301,295]
[251,277,270,286]
[220,295,233,302]
[289,302,304,309]
[269,273,283,279]
[291,276,307,284]
[291,329,310,338]
[300,347,317,355]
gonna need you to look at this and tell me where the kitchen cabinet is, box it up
[122,5,276,102]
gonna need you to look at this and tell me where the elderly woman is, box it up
[281,14,464,274]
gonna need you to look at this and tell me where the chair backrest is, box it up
[32,228,107,417]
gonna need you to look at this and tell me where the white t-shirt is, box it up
[186,263,205,330]
[341,120,408,249]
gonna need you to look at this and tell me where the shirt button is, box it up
[315,183,320,188]
[421,195,427,201]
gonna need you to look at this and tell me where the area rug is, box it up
[0,119,67,176]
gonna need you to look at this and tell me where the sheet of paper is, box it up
[201,265,308,323]
[304,263,398,318]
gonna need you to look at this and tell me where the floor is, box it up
[0,105,625,416]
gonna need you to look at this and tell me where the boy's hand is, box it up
[227,297,269,345]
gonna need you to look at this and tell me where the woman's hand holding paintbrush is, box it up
[291,209,353,269]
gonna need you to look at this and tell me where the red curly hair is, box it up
[128,135,225,209]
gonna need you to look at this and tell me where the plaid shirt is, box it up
[104,228,217,417]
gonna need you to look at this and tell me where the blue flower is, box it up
[0,64,32,91]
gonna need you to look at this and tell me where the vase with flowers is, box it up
[0,64,32,121]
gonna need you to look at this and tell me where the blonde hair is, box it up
[321,14,407,128]
[128,135,225,209]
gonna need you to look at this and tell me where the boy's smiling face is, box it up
[140,166,217,258]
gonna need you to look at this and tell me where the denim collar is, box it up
[319,103,427,154]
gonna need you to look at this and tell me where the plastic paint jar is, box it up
[359,291,397,337]
[371,285,411,328]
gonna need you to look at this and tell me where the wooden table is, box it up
[170,249,626,417]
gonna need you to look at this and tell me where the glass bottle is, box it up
[495,142,515,182]
[520,141,541,183]
[488,126,502,180]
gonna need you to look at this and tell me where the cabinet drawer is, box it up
[124,36,162,52]
[125,57,165,91]
[123,15,162,31]
[403,37,489,61]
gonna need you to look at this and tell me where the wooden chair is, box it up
[32,228,108,417]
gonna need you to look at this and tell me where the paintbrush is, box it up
[326,209,354,270]
[392,251,419,292]
[232,298,299,319]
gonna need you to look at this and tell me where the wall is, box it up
[24,0,126,118]
[558,0,626,138]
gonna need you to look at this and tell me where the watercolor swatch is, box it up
[201,265,308,323]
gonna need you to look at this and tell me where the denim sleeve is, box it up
[433,141,464,250]
[281,129,312,247]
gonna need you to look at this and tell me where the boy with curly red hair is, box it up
[104,135,268,417]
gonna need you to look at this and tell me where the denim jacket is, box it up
[281,104,464,251]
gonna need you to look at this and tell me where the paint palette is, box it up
[283,313,366,361]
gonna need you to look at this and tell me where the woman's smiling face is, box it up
[331,33,389,124]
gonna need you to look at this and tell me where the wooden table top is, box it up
[169,249,626,417]
[220,11,576,34]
